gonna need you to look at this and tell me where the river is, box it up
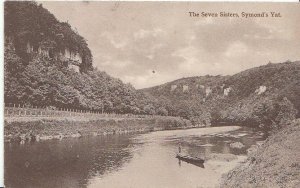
[5,126,266,188]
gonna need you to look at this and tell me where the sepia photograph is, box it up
[3,1,300,188]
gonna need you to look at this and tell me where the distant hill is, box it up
[5,2,299,127]
[141,61,300,128]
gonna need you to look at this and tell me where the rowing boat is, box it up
[176,153,205,164]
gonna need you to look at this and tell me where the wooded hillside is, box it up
[142,61,300,129]
[5,1,92,72]
[4,1,167,115]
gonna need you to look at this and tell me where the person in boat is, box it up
[178,143,182,154]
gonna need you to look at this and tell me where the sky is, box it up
[41,2,300,89]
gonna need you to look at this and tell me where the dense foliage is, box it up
[5,1,92,72]
[5,1,299,127]
[142,62,300,128]
[4,1,173,115]
[4,44,168,114]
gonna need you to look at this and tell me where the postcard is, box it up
[3,1,300,188]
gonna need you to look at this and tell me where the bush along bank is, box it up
[4,116,192,143]
[221,119,300,188]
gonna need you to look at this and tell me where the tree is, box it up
[157,107,168,116]
[253,98,278,128]
[143,104,156,115]
[275,97,297,128]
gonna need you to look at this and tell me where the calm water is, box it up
[5,126,266,188]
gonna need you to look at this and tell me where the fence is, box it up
[4,104,162,119]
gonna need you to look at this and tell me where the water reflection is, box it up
[177,158,205,168]
[5,126,266,188]
[5,135,134,188]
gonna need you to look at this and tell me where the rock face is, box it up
[5,1,93,73]
[64,48,82,64]
[171,85,177,91]
[229,142,245,149]
[26,42,34,53]
[220,84,225,90]
[183,85,189,92]
[140,61,300,128]
[26,41,82,73]
[205,87,212,97]
[199,85,205,89]
[255,85,267,95]
[224,87,232,96]
[69,63,80,72]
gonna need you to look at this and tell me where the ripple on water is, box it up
[5,126,266,188]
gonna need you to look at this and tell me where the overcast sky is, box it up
[42,2,300,89]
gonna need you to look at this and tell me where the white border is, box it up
[0,0,299,187]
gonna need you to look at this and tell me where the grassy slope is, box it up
[222,119,300,188]
[4,116,192,142]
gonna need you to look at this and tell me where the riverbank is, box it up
[221,119,300,188]
[4,116,194,143]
